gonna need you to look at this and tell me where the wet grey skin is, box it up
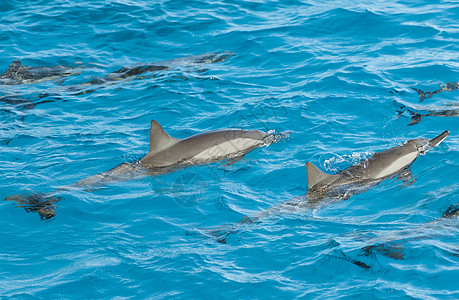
[139,120,267,168]
[412,81,459,102]
[0,60,84,85]
[5,120,285,220]
[209,131,450,243]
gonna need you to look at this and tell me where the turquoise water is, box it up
[1,0,458,298]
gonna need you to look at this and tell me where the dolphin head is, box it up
[410,130,450,155]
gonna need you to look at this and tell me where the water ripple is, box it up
[0,0,458,298]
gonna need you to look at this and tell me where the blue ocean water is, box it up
[0,0,458,298]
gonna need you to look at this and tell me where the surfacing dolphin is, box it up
[209,131,450,243]
[304,130,450,201]
[0,60,84,85]
[5,120,289,220]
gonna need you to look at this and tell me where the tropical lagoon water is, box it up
[0,0,458,298]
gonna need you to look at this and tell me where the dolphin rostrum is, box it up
[209,131,450,243]
[5,120,289,219]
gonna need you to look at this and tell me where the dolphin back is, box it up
[140,120,269,168]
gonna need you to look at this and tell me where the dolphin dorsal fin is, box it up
[11,60,21,66]
[8,60,23,71]
[1,60,22,77]
[306,162,334,190]
[148,120,180,153]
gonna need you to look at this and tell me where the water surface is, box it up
[0,0,458,298]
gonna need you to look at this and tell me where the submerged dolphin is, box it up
[209,131,450,243]
[5,120,288,219]
[316,201,459,270]
[353,202,459,267]
[408,107,459,126]
[0,95,36,110]
[83,51,233,85]
[412,81,459,102]
[0,52,233,99]
[0,52,232,86]
[394,100,459,126]
[0,60,84,85]
[407,106,459,126]
[0,93,53,111]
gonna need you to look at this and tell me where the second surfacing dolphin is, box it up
[305,130,450,202]
[140,120,268,167]
[72,120,287,188]
[209,131,450,243]
[5,120,289,220]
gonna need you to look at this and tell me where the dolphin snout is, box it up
[417,130,450,155]
[429,131,450,148]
